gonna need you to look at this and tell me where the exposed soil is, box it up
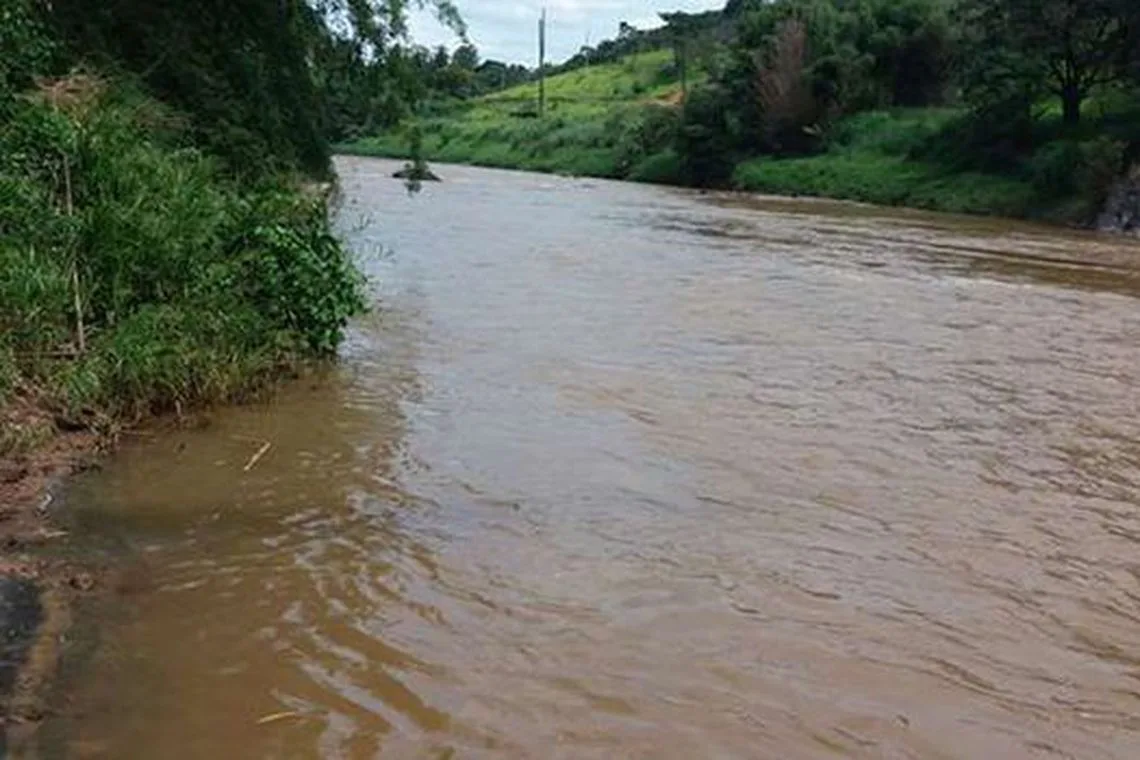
[0,398,108,749]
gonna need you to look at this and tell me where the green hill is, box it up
[339,48,692,182]
[339,1,1139,228]
[338,52,1037,218]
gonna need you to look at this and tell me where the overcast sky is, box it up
[408,0,724,65]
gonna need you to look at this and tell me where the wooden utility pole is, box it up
[538,8,546,117]
[674,28,688,100]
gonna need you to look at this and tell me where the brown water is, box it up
[40,158,1140,759]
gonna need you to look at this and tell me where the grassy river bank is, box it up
[340,49,1138,228]
[0,1,369,739]
[0,81,366,743]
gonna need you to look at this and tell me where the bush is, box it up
[1028,137,1127,209]
[1076,137,1127,208]
[628,150,682,183]
[613,105,680,175]
[0,79,364,421]
[1027,140,1082,198]
[0,0,56,110]
[236,191,365,354]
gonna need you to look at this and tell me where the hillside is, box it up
[339,48,693,181]
[338,50,1039,218]
[340,0,1140,228]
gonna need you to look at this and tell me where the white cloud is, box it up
[408,0,723,64]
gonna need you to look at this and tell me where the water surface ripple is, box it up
[45,158,1140,759]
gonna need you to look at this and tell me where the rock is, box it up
[393,163,441,182]
[67,572,96,592]
[1096,165,1140,237]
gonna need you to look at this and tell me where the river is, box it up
[37,158,1140,758]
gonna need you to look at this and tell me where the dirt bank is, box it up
[0,399,106,751]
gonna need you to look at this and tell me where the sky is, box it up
[408,0,725,65]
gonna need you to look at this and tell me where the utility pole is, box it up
[538,8,546,117]
[674,26,688,100]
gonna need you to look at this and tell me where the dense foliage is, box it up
[687,0,1140,190]
[346,0,1140,224]
[1,0,455,443]
[320,38,529,141]
[1,79,366,427]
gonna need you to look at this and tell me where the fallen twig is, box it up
[256,711,300,725]
[243,440,272,472]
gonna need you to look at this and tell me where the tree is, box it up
[452,43,479,72]
[661,12,702,97]
[755,20,823,154]
[42,0,465,175]
[857,0,954,108]
[965,0,1136,126]
[677,84,735,186]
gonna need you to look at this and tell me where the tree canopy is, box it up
[963,0,1140,126]
[30,0,464,176]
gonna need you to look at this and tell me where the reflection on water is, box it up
[39,158,1140,759]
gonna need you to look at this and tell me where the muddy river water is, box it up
[38,158,1140,758]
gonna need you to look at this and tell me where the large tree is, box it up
[42,0,463,174]
[966,0,1137,126]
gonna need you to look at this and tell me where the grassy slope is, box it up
[341,49,686,179]
[733,110,1038,217]
[340,50,1076,220]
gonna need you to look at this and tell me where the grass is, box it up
[484,49,682,104]
[733,109,1037,217]
[339,48,691,180]
[1,77,364,438]
[342,49,1135,225]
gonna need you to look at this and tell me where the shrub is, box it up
[1027,140,1082,198]
[613,105,680,175]
[1,79,364,421]
[1076,137,1127,208]
[1028,136,1127,210]
[677,85,736,186]
[628,150,682,183]
[235,191,365,355]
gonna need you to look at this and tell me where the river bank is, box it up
[0,401,101,749]
[337,122,1107,231]
[0,366,337,750]
[339,42,1140,233]
[0,81,364,747]
[340,131,1140,233]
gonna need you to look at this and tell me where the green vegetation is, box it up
[344,0,1140,225]
[732,111,1037,217]
[0,0,459,440]
[341,49,693,181]
[1,77,364,427]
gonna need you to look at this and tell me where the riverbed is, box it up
[38,158,1140,758]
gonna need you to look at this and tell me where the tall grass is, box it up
[337,48,691,183]
[1,77,364,427]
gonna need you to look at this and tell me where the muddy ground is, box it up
[0,400,106,752]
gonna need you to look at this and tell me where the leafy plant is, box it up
[1,81,365,423]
